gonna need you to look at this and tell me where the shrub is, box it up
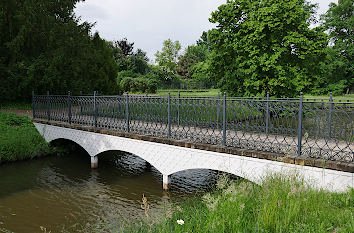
[120,77,134,92]
[119,76,158,93]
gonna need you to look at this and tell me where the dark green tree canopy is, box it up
[208,0,328,97]
[0,0,119,102]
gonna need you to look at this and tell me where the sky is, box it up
[74,0,336,61]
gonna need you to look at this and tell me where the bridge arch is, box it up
[45,135,166,174]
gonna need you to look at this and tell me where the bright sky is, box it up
[74,0,336,61]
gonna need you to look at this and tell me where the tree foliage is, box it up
[128,49,150,74]
[0,0,119,102]
[316,0,353,95]
[177,44,209,79]
[155,39,181,74]
[115,38,134,57]
[197,31,212,51]
[208,0,328,97]
[110,38,150,75]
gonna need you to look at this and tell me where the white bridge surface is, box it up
[34,123,353,192]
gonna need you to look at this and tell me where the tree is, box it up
[115,38,134,57]
[197,31,212,50]
[110,39,150,75]
[127,49,150,74]
[317,0,353,94]
[177,44,209,79]
[0,0,119,101]
[155,39,181,74]
[208,0,328,97]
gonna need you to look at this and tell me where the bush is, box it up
[119,76,158,93]
[146,79,158,93]
[134,78,149,92]
[120,77,134,92]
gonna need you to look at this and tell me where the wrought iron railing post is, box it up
[177,91,181,126]
[266,91,270,135]
[217,92,220,129]
[297,92,303,157]
[168,92,171,138]
[68,91,72,124]
[79,91,83,115]
[46,91,50,122]
[222,92,227,146]
[32,91,35,119]
[328,92,333,138]
[125,93,130,132]
[94,91,97,128]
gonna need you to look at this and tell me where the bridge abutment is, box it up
[163,175,170,191]
[91,156,98,169]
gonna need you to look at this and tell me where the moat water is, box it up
[0,150,224,232]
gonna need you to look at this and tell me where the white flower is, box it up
[177,219,184,225]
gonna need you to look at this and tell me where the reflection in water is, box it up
[0,151,230,232]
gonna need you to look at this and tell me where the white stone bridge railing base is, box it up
[34,123,353,192]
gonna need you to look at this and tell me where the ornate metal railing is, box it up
[32,91,354,163]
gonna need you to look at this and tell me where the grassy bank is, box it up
[0,111,51,163]
[130,175,354,233]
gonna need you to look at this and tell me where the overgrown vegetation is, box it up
[130,175,354,233]
[0,111,50,162]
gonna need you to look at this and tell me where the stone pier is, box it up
[163,175,170,191]
[91,156,98,169]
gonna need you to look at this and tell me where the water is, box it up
[0,150,222,232]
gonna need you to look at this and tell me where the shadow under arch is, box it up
[50,138,90,156]
[168,167,259,185]
[94,149,162,176]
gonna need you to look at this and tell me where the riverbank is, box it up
[0,111,51,163]
[130,175,354,233]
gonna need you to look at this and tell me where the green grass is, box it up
[304,94,354,101]
[0,102,32,110]
[157,89,354,100]
[0,111,51,163]
[129,175,354,233]
[156,89,221,97]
